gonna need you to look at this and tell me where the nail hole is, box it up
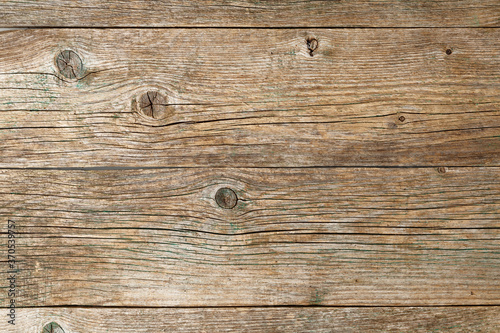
[398,116,406,122]
[215,188,238,209]
[56,50,84,80]
[437,167,447,174]
[43,322,65,333]
[306,37,319,56]
[446,48,453,55]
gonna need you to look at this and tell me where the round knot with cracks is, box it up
[215,188,238,209]
[56,50,84,80]
[138,91,170,120]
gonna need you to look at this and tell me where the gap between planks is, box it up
[0,166,496,171]
[3,27,500,29]
[2,305,500,309]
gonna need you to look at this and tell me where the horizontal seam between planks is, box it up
[3,305,500,309]
[0,166,497,170]
[1,26,500,30]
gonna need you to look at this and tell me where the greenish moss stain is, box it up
[76,80,87,89]
[310,289,325,305]
[229,222,242,232]
[35,74,48,86]
[473,15,481,27]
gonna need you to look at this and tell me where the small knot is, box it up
[43,322,65,333]
[306,37,319,56]
[56,50,84,80]
[398,116,406,122]
[446,48,453,55]
[437,167,447,174]
[137,91,171,120]
[215,188,238,209]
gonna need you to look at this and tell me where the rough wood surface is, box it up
[0,28,499,167]
[1,307,499,333]
[1,4,499,330]
[0,0,499,28]
[1,167,498,307]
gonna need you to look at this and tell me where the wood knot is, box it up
[215,188,238,209]
[306,37,319,56]
[437,167,447,174]
[56,50,84,80]
[43,322,65,333]
[398,115,406,122]
[446,48,453,55]
[137,91,171,120]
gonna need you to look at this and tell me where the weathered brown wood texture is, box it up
[0,1,499,332]
[0,0,499,27]
[2,307,499,332]
[0,29,499,167]
[0,167,499,307]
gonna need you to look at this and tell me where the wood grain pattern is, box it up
[1,307,499,333]
[0,28,499,167]
[1,167,498,307]
[1,4,499,330]
[0,0,499,28]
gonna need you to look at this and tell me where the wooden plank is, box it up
[1,307,499,333]
[0,28,499,168]
[1,167,498,307]
[0,1,499,28]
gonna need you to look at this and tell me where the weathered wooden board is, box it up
[0,0,499,28]
[1,167,498,307]
[1,306,499,333]
[0,28,499,167]
[1,4,499,331]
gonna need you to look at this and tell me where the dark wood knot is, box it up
[138,91,171,120]
[43,322,65,333]
[215,188,238,209]
[437,167,447,174]
[56,50,84,80]
[306,37,319,56]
